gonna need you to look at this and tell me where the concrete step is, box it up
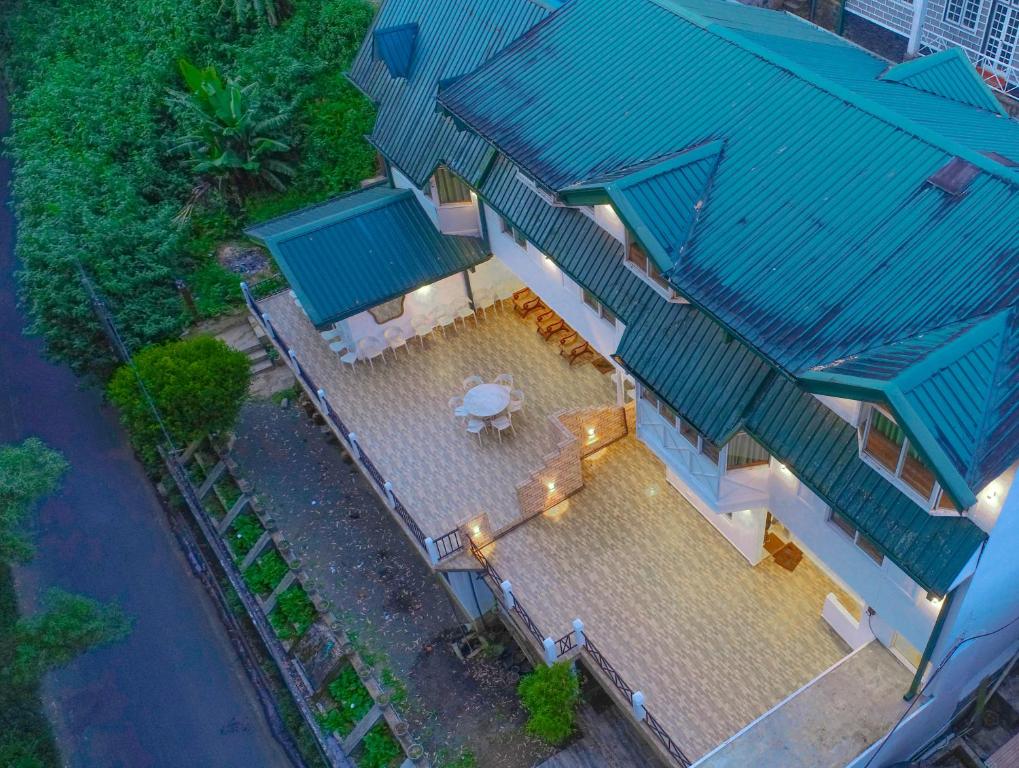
[251,358,275,375]
[247,347,269,364]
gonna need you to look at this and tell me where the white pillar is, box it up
[383,480,395,507]
[572,618,586,647]
[500,579,514,609]
[424,537,440,565]
[316,388,329,414]
[348,433,360,459]
[907,0,930,54]
[543,637,557,666]
[261,312,275,339]
[632,691,646,721]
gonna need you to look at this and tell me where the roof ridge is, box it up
[245,180,391,236]
[267,188,411,244]
[651,0,1019,188]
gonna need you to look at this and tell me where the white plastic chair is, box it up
[357,336,387,371]
[508,388,525,417]
[384,326,408,357]
[455,300,476,329]
[432,306,456,338]
[493,373,514,391]
[491,413,515,443]
[289,290,304,310]
[466,418,486,447]
[449,396,469,424]
[463,374,484,392]
[339,348,359,372]
[412,316,436,348]
[321,327,343,343]
[473,289,496,321]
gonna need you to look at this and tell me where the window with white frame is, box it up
[945,0,981,28]
[581,288,617,326]
[499,215,528,249]
[639,385,720,464]
[859,406,945,507]
[828,510,885,564]
[625,234,675,298]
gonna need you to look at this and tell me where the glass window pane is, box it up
[701,438,720,465]
[640,386,659,410]
[627,240,648,272]
[660,404,677,428]
[830,511,856,539]
[863,410,905,473]
[856,533,885,564]
[582,289,600,312]
[726,433,770,469]
[901,444,936,499]
[647,259,672,291]
[679,420,699,448]
[434,167,472,204]
[513,228,527,248]
[500,216,512,234]
[936,490,960,512]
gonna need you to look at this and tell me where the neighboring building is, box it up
[847,0,1019,101]
[244,0,1019,766]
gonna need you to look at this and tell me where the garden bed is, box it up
[213,474,244,511]
[227,512,265,560]
[316,662,374,738]
[268,583,316,641]
[352,722,402,768]
[243,548,289,597]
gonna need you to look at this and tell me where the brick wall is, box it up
[558,403,629,458]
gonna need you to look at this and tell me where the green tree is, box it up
[0,440,68,564]
[107,336,251,459]
[169,59,296,207]
[517,662,581,745]
[233,0,290,26]
[7,590,131,685]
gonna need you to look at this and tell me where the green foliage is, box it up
[435,750,477,768]
[379,667,407,708]
[357,723,402,768]
[2,0,376,375]
[228,514,265,559]
[323,664,373,734]
[0,440,68,564]
[169,59,295,203]
[107,336,251,460]
[189,261,244,318]
[232,0,290,27]
[269,584,315,639]
[517,662,580,746]
[214,475,244,509]
[6,590,131,685]
[243,549,289,595]
[270,385,300,405]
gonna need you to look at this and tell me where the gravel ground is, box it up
[231,399,556,768]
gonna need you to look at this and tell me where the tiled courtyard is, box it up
[482,436,856,761]
[261,291,615,537]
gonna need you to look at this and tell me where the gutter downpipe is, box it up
[907,0,930,55]
[906,588,957,701]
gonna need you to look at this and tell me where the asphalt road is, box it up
[0,89,292,767]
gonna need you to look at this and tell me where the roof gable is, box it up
[560,141,723,273]
[373,23,419,79]
[879,48,1008,117]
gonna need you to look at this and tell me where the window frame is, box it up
[500,216,528,250]
[637,383,719,466]
[828,510,885,565]
[581,288,617,326]
[431,166,474,205]
[859,405,944,509]
[944,0,982,28]
[624,232,679,301]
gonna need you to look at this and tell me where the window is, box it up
[433,166,472,204]
[725,433,770,470]
[860,407,938,504]
[944,0,981,27]
[582,289,616,325]
[828,511,885,565]
[625,237,674,295]
[500,216,528,249]
[639,384,718,465]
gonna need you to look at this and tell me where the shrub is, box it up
[189,261,244,318]
[228,514,264,559]
[517,662,580,745]
[270,584,315,639]
[107,336,251,461]
[357,723,401,768]
[323,663,373,734]
[243,549,288,595]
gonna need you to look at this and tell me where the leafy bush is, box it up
[517,662,580,745]
[214,476,244,510]
[2,0,376,375]
[243,549,288,595]
[228,514,265,559]
[0,439,67,565]
[321,663,373,735]
[107,336,251,461]
[269,584,315,639]
[190,261,244,318]
[356,723,401,768]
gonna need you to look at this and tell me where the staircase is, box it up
[215,315,274,376]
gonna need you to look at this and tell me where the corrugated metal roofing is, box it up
[246,187,488,327]
[437,0,1019,499]
[879,47,1008,116]
[373,23,419,79]
[561,142,723,273]
[348,0,551,187]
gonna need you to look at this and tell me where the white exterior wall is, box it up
[482,202,625,360]
[861,480,1019,766]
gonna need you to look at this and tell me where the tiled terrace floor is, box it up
[262,291,615,538]
[483,436,855,761]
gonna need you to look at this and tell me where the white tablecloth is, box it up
[463,383,511,418]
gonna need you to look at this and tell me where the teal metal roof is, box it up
[879,48,1008,117]
[560,142,723,273]
[246,187,488,326]
[348,0,552,187]
[373,23,418,79]
[437,0,1019,500]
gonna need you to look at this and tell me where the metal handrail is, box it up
[554,630,576,657]
[433,527,463,560]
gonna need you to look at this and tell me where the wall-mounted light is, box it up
[471,524,481,536]
[586,426,597,442]
[926,591,944,607]
[547,481,556,492]
[416,284,432,296]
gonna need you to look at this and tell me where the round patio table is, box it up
[463,383,511,419]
